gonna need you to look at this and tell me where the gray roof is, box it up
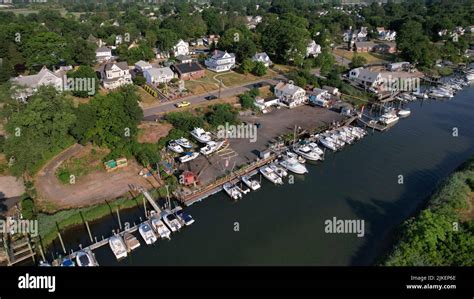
[96,46,111,53]
[145,67,174,78]
[105,61,129,71]
[12,67,62,88]
[275,82,304,96]
[210,50,235,60]
[135,60,151,68]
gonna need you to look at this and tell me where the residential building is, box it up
[387,62,410,72]
[323,86,341,97]
[252,52,272,67]
[96,46,112,63]
[246,15,262,29]
[373,42,397,54]
[306,40,321,57]
[355,41,376,52]
[274,81,306,108]
[348,67,383,89]
[173,39,190,56]
[204,50,236,72]
[153,48,170,59]
[175,55,193,64]
[308,88,330,107]
[171,62,205,80]
[11,66,66,100]
[134,60,152,72]
[144,67,175,84]
[203,35,220,46]
[254,97,279,113]
[376,27,396,41]
[101,61,132,89]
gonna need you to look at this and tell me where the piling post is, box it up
[116,208,122,231]
[57,232,66,254]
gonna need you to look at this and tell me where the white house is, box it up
[252,52,272,67]
[308,88,330,107]
[173,39,190,56]
[143,67,175,84]
[349,67,383,89]
[254,96,279,113]
[205,50,236,72]
[376,27,396,41]
[274,81,306,108]
[102,61,132,89]
[11,66,66,100]
[134,60,152,72]
[96,46,112,63]
[306,40,321,57]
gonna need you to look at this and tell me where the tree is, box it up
[350,53,367,68]
[155,29,178,51]
[239,58,255,74]
[0,58,13,82]
[71,38,96,66]
[397,20,438,67]
[206,104,237,127]
[67,66,99,97]
[24,31,68,69]
[252,61,267,76]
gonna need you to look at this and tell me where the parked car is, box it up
[205,95,218,101]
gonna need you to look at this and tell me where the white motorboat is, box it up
[179,151,200,163]
[319,137,337,151]
[269,162,288,177]
[412,91,428,99]
[76,249,98,267]
[279,156,308,175]
[466,73,474,82]
[200,140,224,156]
[223,182,242,200]
[175,137,193,149]
[168,141,183,153]
[241,175,261,191]
[109,235,128,260]
[397,108,411,118]
[123,232,140,252]
[139,222,157,245]
[286,151,306,164]
[379,113,399,125]
[327,134,345,148]
[307,142,324,156]
[259,166,283,185]
[172,206,195,226]
[293,144,321,161]
[161,210,182,232]
[190,127,212,143]
[151,216,171,240]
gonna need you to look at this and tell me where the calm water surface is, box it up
[49,86,474,266]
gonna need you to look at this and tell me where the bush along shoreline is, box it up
[382,158,474,266]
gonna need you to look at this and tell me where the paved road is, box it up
[142,75,285,121]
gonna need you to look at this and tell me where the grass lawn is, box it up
[333,48,389,64]
[185,79,218,95]
[137,86,159,108]
[215,71,259,87]
[56,146,108,184]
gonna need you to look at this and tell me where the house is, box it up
[376,27,396,41]
[355,41,376,52]
[11,66,66,100]
[181,171,199,186]
[387,62,410,71]
[134,60,152,72]
[96,46,112,63]
[348,67,383,89]
[204,50,236,72]
[306,40,321,57]
[373,42,397,54]
[252,52,272,67]
[101,61,132,89]
[153,48,170,59]
[144,67,175,84]
[274,81,306,108]
[175,55,193,64]
[203,35,220,46]
[254,96,279,112]
[323,86,341,97]
[246,15,263,29]
[308,88,330,107]
[356,27,368,40]
[173,39,190,56]
[171,62,205,80]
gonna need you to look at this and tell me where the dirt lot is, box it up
[35,144,158,211]
[138,121,173,143]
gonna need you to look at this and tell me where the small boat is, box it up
[60,258,75,267]
[161,210,182,232]
[109,235,128,260]
[39,261,52,267]
[379,113,399,125]
[179,152,200,163]
[293,144,321,161]
[76,249,98,267]
[123,232,140,252]
[241,175,261,191]
[190,127,212,143]
[172,206,195,226]
[397,109,411,118]
[175,137,193,149]
[200,141,224,156]
[467,73,474,82]
[168,141,183,153]
[223,182,242,200]
[319,137,337,151]
[139,222,157,245]
[151,216,172,239]
[279,156,308,175]
[269,162,288,177]
[286,151,306,164]
[412,91,428,99]
[259,166,283,185]
[307,142,324,156]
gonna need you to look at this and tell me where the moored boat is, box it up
[168,141,183,153]
[259,166,283,185]
[123,232,140,252]
[223,182,242,200]
[190,127,212,143]
[139,222,157,245]
[179,152,200,163]
[161,210,182,232]
[279,156,308,175]
[109,235,128,260]
[151,216,172,240]
[241,175,261,191]
[76,249,98,267]
[175,137,193,149]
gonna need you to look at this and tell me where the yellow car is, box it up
[175,101,191,108]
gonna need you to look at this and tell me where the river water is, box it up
[48,85,474,266]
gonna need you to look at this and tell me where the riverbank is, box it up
[382,157,474,266]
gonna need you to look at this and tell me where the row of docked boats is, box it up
[426,76,470,99]
[168,127,226,163]
[314,126,367,152]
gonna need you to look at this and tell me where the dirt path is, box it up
[35,144,157,210]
